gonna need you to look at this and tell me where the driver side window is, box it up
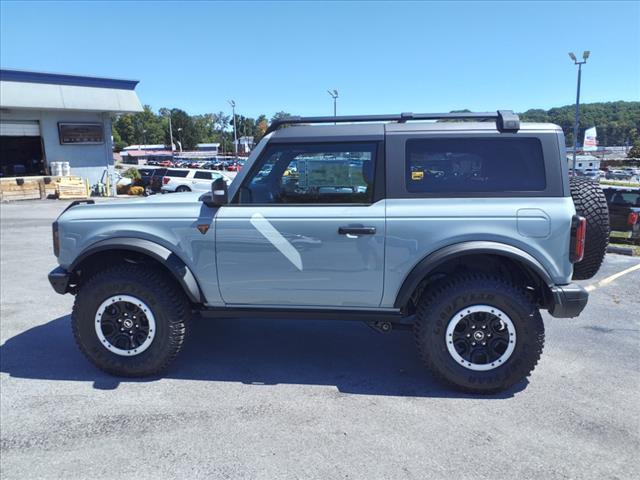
[239,142,377,204]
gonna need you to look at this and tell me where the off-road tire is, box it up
[570,176,609,280]
[176,186,191,193]
[414,275,545,394]
[72,264,190,377]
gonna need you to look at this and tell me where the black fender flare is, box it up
[70,237,204,303]
[393,241,554,309]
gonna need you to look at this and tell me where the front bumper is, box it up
[548,283,589,318]
[48,266,70,295]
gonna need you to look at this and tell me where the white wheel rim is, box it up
[94,295,156,356]
[445,305,517,371]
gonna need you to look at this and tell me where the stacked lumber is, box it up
[56,176,89,199]
[0,179,42,202]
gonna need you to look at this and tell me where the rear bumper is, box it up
[548,283,589,318]
[48,266,70,295]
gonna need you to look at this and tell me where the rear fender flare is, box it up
[393,241,554,309]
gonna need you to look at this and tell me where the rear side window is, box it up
[406,137,546,194]
[194,171,212,180]
[166,169,189,178]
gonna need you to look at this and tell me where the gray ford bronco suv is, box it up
[49,111,609,393]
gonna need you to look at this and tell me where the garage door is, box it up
[0,120,40,136]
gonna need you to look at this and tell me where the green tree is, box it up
[111,126,126,151]
[628,139,640,159]
[169,108,198,150]
[254,115,269,142]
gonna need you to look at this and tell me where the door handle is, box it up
[338,226,376,236]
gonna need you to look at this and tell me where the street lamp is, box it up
[177,128,183,152]
[327,89,339,120]
[228,100,238,159]
[569,50,590,174]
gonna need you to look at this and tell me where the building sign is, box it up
[583,126,597,151]
[58,122,104,145]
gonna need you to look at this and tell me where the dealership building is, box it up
[0,69,143,183]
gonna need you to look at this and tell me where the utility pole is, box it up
[569,51,590,174]
[177,128,183,152]
[168,113,174,155]
[228,100,238,159]
[327,89,338,123]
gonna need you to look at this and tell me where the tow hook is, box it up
[368,321,392,333]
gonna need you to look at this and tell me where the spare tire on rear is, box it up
[570,176,609,280]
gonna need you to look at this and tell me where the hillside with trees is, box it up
[519,101,639,147]
[112,101,639,152]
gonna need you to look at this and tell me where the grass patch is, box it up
[600,180,640,187]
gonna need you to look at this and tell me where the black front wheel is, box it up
[72,264,190,377]
[414,275,545,394]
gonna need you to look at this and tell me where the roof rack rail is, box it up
[265,110,520,135]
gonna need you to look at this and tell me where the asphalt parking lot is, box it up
[1,199,639,480]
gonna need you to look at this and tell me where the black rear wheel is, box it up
[414,275,544,394]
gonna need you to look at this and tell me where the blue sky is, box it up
[1,1,638,118]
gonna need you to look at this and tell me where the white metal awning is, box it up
[0,120,40,136]
[0,80,143,113]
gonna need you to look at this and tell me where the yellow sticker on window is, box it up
[411,171,424,180]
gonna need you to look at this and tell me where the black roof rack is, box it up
[265,110,520,135]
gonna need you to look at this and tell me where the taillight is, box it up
[52,221,60,257]
[162,177,170,185]
[628,212,639,226]
[570,215,586,263]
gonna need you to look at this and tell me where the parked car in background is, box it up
[606,169,633,180]
[137,167,168,194]
[226,161,242,172]
[603,186,640,244]
[159,160,174,168]
[161,168,231,193]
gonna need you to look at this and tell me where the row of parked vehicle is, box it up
[146,158,246,172]
[571,167,640,182]
[127,167,233,195]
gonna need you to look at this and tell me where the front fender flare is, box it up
[70,237,204,304]
[393,241,554,309]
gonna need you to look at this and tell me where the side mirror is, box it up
[203,177,228,207]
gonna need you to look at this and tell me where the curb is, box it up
[607,245,636,256]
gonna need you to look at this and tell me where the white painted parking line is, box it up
[585,263,640,292]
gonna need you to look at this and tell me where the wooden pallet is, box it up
[56,177,88,199]
[0,180,42,202]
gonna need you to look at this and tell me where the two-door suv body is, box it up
[49,111,608,393]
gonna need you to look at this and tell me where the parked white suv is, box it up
[161,169,231,193]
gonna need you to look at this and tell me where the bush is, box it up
[128,186,144,196]
[123,168,141,180]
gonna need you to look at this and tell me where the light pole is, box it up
[327,89,338,121]
[228,100,238,159]
[569,51,590,174]
[177,128,183,152]
[168,112,174,155]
